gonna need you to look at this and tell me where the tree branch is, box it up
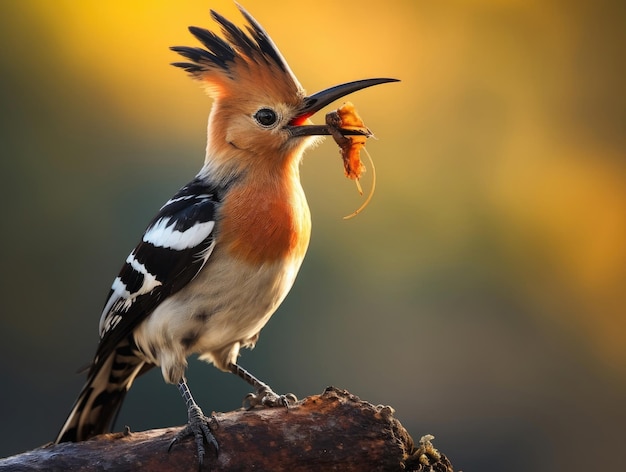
[0,387,454,471]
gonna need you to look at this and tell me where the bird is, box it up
[55,3,397,465]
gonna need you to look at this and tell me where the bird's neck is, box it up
[216,158,311,266]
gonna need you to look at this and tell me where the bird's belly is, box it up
[132,247,305,382]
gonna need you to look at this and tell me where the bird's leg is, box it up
[229,362,297,409]
[169,379,219,467]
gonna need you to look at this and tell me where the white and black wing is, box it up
[93,178,223,369]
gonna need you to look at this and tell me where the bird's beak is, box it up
[287,78,399,137]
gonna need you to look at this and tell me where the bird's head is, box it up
[171,4,397,179]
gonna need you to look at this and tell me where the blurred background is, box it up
[1,1,625,470]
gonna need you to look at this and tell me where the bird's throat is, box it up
[219,173,311,266]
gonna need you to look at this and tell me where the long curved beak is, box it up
[287,78,399,137]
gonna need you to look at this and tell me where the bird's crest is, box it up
[171,5,304,105]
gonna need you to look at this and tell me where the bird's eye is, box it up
[254,108,279,128]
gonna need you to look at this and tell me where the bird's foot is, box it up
[243,384,297,409]
[169,404,219,468]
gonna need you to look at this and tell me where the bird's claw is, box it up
[243,385,297,409]
[169,405,219,468]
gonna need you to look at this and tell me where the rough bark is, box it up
[0,387,454,472]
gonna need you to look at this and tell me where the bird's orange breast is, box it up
[219,175,311,266]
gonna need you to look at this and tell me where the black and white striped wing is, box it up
[93,178,221,370]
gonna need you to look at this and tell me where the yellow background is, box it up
[1,1,624,470]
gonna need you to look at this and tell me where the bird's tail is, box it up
[56,340,147,443]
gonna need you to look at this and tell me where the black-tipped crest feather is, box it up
[238,6,288,72]
[188,26,235,67]
[210,10,258,63]
[171,5,292,78]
